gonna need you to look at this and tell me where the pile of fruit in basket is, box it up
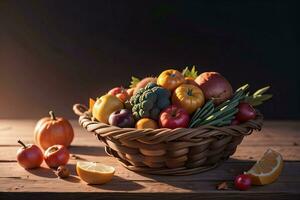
[89,67,272,129]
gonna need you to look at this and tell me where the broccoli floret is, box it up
[130,83,170,120]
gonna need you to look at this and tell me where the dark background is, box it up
[0,0,299,119]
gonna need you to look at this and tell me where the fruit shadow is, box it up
[58,163,144,188]
[88,175,145,191]
[61,163,81,183]
[133,158,256,191]
[26,164,81,182]
[26,166,57,178]
[69,145,107,157]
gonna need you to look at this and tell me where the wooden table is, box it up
[0,120,299,199]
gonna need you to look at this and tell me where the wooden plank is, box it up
[0,168,299,193]
[0,161,299,183]
[1,192,299,200]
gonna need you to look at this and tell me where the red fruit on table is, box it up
[44,145,70,168]
[159,105,190,129]
[108,87,129,103]
[16,140,43,169]
[236,102,257,123]
[234,174,252,190]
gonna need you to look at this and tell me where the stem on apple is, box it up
[49,146,59,153]
[49,111,56,120]
[17,140,27,149]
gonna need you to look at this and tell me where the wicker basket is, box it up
[73,104,263,175]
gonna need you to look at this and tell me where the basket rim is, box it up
[73,103,263,132]
[73,104,263,141]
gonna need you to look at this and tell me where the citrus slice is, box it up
[245,148,283,185]
[76,161,115,184]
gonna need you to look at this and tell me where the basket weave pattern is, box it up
[73,104,263,175]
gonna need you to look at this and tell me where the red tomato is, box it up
[16,140,43,169]
[108,87,129,103]
[236,102,257,123]
[234,174,252,190]
[159,105,190,129]
[44,145,70,168]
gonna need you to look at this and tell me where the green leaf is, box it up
[245,94,273,106]
[130,76,140,88]
[255,94,273,101]
[245,86,272,107]
[253,86,270,96]
[236,84,250,92]
[182,66,198,78]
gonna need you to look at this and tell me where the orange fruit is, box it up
[76,161,115,184]
[135,118,158,129]
[245,148,283,185]
[89,98,95,111]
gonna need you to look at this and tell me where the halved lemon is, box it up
[76,161,115,184]
[245,148,283,185]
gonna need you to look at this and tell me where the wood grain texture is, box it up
[0,120,299,200]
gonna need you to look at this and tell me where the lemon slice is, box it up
[76,161,115,184]
[245,148,283,185]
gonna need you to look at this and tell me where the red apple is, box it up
[159,105,190,129]
[236,102,257,123]
[16,140,43,169]
[108,87,129,103]
[44,145,70,168]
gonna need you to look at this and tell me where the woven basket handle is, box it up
[73,104,89,116]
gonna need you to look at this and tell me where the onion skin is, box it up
[236,102,257,122]
[195,72,233,105]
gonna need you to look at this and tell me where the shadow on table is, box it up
[26,166,56,178]
[88,175,145,191]
[59,175,81,183]
[54,163,81,183]
[69,145,107,157]
[134,158,256,191]
[26,164,81,182]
